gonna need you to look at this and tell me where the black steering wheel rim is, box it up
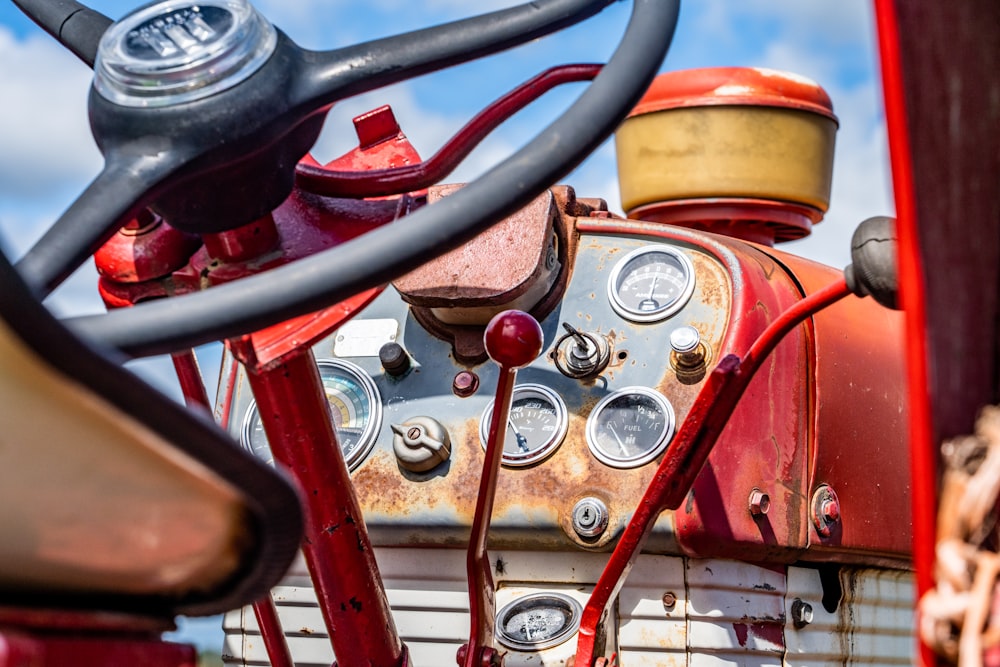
[13,0,681,358]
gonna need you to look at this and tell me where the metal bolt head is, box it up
[748,488,770,516]
[790,598,814,628]
[452,370,479,397]
[811,484,841,537]
[661,592,677,611]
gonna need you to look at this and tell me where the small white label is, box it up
[334,319,399,357]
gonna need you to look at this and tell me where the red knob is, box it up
[483,310,543,369]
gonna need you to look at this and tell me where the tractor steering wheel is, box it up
[12,0,680,358]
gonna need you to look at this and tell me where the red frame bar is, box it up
[871,1,937,664]
[245,350,407,667]
[573,278,852,665]
[0,631,196,667]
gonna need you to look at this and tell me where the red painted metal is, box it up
[170,350,211,410]
[202,215,280,263]
[252,595,295,667]
[628,65,837,120]
[296,65,601,199]
[579,219,812,563]
[242,350,406,667]
[628,197,819,245]
[93,211,201,284]
[872,1,940,663]
[572,278,852,666]
[0,632,196,667]
[460,311,543,667]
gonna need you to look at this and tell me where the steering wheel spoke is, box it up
[11,0,112,67]
[61,0,680,357]
[15,155,184,296]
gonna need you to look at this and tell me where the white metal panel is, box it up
[783,566,914,666]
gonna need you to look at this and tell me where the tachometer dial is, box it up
[480,384,568,467]
[241,358,382,470]
[608,245,695,322]
[586,387,675,468]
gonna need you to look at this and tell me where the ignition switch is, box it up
[391,417,451,473]
[572,497,609,539]
[554,323,611,379]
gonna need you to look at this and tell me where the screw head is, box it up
[748,488,771,516]
[661,592,677,610]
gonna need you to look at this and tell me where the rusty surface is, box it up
[404,185,587,362]
[395,185,557,308]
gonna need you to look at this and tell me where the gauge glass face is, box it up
[480,384,568,467]
[241,359,382,470]
[495,593,583,651]
[586,387,675,468]
[608,245,695,323]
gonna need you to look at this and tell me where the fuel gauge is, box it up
[480,384,568,467]
[586,387,675,468]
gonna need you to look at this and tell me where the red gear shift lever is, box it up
[459,310,544,667]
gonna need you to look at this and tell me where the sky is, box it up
[0,0,894,651]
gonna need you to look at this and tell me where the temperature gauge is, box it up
[586,387,675,468]
[241,358,382,471]
[480,384,568,467]
[607,245,695,322]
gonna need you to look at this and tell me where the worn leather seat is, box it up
[0,247,301,617]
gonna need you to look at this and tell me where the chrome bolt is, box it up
[791,598,814,629]
[748,488,770,516]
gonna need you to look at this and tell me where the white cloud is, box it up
[0,27,102,200]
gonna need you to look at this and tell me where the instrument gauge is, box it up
[608,245,695,323]
[480,384,568,467]
[586,387,675,468]
[241,359,382,471]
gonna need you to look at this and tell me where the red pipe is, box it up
[296,64,601,199]
[246,351,406,667]
[872,1,937,664]
[252,595,294,667]
[573,278,852,665]
[170,350,211,410]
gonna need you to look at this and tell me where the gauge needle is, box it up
[647,275,658,300]
[608,423,629,456]
[508,418,530,452]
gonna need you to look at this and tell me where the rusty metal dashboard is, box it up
[218,212,739,554]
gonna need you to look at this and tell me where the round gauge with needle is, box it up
[607,245,695,323]
[480,384,568,467]
[586,387,675,468]
[241,358,382,471]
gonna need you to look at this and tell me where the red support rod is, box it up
[246,350,406,667]
[573,278,852,666]
[296,64,602,199]
[252,595,294,667]
[871,2,937,665]
[170,350,211,410]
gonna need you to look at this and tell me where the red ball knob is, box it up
[484,310,543,369]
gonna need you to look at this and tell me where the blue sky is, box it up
[0,0,893,651]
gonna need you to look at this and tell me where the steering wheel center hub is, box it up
[94,0,276,107]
